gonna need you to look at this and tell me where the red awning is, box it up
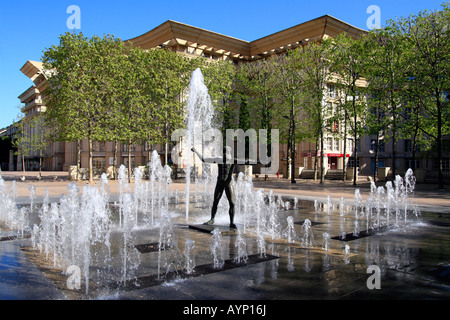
[302,152,351,158]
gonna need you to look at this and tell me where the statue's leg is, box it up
[204,183,224,225]
[225,184,236,229]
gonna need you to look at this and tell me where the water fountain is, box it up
[184,68,218,222]
[339,197,346,216]
[157,212,182,279]
[120,192,140,286]
[300,219,315,248]
[210,228,224,269]
[257,234,266,258]
[184,239,196,274]
[327,195,332,214]
[282,216,296,244]
[354,189,363,219]
[234,227,248,264]
[343,244,350,255]
[322,232,331,252]
[0,65,426,300]
[267,202,281,240]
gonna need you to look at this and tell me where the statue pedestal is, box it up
[188,224,237,235]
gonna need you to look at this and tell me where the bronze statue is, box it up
[191,146,237,228]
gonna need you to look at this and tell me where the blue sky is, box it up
[0,0,446,129]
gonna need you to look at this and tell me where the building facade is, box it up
[11,15,436,180]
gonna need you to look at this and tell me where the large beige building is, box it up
[12,15,426,180]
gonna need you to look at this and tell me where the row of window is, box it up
[325,138,356,152]
[324,138,414,154]
[92,141,159,153]
[370,139,419,153]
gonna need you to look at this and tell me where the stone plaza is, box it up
[0,171,448,303]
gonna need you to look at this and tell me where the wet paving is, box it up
[0,195,449,302]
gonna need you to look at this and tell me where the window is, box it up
[440,158,450,172]
[405,140,412,153]
[93,158,105,171]
[326,102,333,114]
[334,139,339,151]
[371,159,385,173]
[326,138,332,150]
[405,159,420,169]
[347,139,354,152]
[327,84,337,98]
[405,140,420,153]
[370,139,385,152]
[123,144,135,152]
[94,141,105,152]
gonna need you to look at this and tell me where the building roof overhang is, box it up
[125,15,368,60]
[126,20,251,58]
[20,60,44,81]
[250,15,367,57]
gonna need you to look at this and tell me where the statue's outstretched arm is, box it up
[191,148,222,164]
[233,158,269,165]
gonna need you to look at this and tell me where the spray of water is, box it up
[184,68,218,222]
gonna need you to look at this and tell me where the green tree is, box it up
[114,45,160,182]
[43,32,126,184]
[292,40,332,183]
[150,49,193,166]
[237,59,276,179]
[202,59,238,139]
[397,3,450,188]
[271,53,309,183]
[362,25,410,180]
[329,33,369,185]
[13,108,49,177]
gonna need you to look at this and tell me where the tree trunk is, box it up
[39,153,42,179]
[165,123,169,166]
[342,113,348,181]
[128,138,132,184]
[286,142,291,180]
[22,154,26,175]
[436,94,444,189]
[390,85,397,179]
[291,96,296,184]
[411,120,418,172]
[320,128,324,184]
[351,81,358,186]
[77,140,81,181]
[392,128,397,179]
[113,140,118,180]
[353,128,358,186]
[314,137,319,181]
[88,136,94,185]
[374,132,379,183]
[148,141,152,165]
